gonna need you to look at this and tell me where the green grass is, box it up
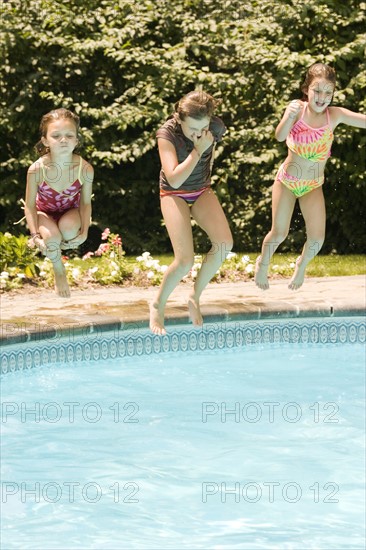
[126,253,366,277]
[271,254,366,277]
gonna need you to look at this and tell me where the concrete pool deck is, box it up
[1,275,365,343]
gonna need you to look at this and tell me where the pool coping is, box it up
[1,275,365,346]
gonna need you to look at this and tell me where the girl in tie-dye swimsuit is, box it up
[24,108,94,297]
[277,101,334,198]
[255,62,366,291]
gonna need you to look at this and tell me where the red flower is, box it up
[112,235,122,246]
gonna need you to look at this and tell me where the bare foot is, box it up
[149,302,166,335]
[254,256,269,290]
[288,257,306,290]
[188,294,203,326]
[54,265,70,298]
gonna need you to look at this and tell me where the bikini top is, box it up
[36,156,84,212]
[286,102,334,162]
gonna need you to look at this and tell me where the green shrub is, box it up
[0,232,39,289]
[1,0,365,253]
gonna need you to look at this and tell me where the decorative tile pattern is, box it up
[1,318,365,375]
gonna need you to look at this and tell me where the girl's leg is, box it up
[255,179,297,290]
[150,196,195,335]
[289,187,326,290]
[190,189,233,324]
[58,208,81,249]
[38,213,70,298]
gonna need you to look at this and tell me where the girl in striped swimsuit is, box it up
[255,63,366,291]
[150,91,233,335]
[24,108,94,297]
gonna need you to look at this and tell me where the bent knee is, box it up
[227,239,234,252]
[175,257,194,274]
[211,236,234,255]
[58,222,79,239]
[270,230,289,244]
[221,238,234,253]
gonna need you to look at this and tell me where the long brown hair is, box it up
[35,108,80,155]
[174,90,221,121]
[301,63,336,99]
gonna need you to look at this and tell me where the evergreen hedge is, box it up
[1,0,365,253]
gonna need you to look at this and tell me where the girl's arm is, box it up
[24,162,42,235]
[275,100,303,142]
[331,107,366,129]
[158,130,213,189]
[67,162,94,247]
[78,162,94,240]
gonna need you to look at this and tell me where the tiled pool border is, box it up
[1,317,365,375]
[1,307,365,347]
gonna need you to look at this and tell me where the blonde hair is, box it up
[35,108,80,155]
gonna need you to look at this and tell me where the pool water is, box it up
[1,342,365,549]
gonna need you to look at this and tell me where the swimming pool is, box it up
[1,318,365,549]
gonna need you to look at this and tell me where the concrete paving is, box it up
[1,275,365,343]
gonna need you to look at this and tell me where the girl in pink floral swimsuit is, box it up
[24,108,94,297]
[35,156,83,221]
[255,63,366,291]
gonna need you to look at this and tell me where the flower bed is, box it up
[0,230,301,292]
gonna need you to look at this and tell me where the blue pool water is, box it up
[1,342,365,549]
